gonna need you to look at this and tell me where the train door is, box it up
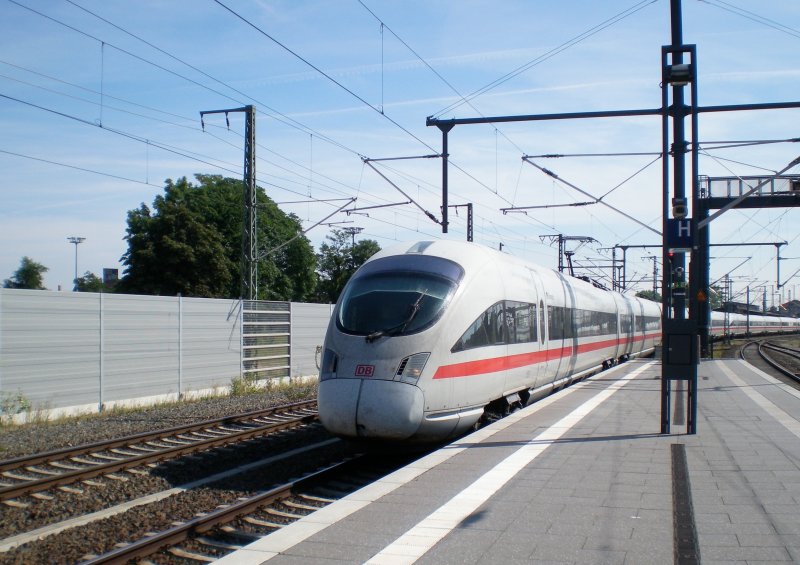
[526,268,547,391]
[531,271,552,388]
[611,294,624,361]
[545,272,574,384]
[621,297,635,356]
[555,272,578,380]
[636,301,646,351]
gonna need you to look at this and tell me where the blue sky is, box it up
[1,0,799,305]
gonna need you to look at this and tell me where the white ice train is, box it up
[708,310,800,337]
[318,240,662,443]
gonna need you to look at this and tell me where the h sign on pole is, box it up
[667,218,693,253]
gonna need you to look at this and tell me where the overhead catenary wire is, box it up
[432,0,658,118]
[69,0,362,155]
[525,151,662,158]
[353,1,672,255]
[24,0,528,241]
[7,0,792,296]
[0,73,432,233]
[698,0,800,40]
[9,0,356,156]
[0,93,377,211]
[0,148,161,187]
[699,137,800,149]
[212,0,436,155]
[0,74,360,201]
[0,93,244,174]
[6,0,641,260]
[7,0,246,106]
[698,150,780,175]
[356,0,527,159]
[522,156,661,237]
[259,198,357,258]
[7,0,409,208]
[0,71,213,134]
[0,57,223,126]
[61,0,520,224]
[598,154,662,201]
[362,159,441,226]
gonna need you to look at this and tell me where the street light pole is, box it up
[67,236,85,291]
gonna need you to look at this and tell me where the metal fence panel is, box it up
[180,297,242,391]
[0,289,332,416]
[290,303,335,378]
[0,290,243,413]
[242,301,291,380]
[101,295,242,403]
[1,289,102,410]
[102,294,181,403]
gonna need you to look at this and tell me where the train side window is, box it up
[451,301,506,352]
[572,310,617,337]
[506,301,536,344]
[548,305,575,340]
[548,305,560,340]
[566,307,575,338]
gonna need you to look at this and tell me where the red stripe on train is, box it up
[432,332,661,380]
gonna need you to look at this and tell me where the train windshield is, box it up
[337,256,462,338]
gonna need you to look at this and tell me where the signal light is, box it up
[671,197,688,219]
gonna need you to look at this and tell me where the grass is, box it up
[0,376,318,431]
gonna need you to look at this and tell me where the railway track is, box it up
[0,400,318,503]
[3,445,420,565]
[78,453,395,564]
[740,339,800,384]
[759,341,800,382]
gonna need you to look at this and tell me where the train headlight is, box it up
[320,348,338,381]
[396,352,430,384]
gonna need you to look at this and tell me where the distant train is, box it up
[709,309,800,337]
[318,240,662,443]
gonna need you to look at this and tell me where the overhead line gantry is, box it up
[425,0,800,435]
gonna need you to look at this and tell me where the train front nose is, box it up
[318,378,425,440]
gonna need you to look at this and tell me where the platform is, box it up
[218,358,800,564]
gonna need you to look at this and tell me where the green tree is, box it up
[3,256,48,289]
[635,290,661,303]
[707,284,724,311]
[636,286,725,310]
[75,271,106,292]
[314,229,381,303]
[117,198,232,297]
[117,175,316,300]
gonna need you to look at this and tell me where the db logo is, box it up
[355,365,375,377]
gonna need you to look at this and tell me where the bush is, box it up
[1,390,31,416]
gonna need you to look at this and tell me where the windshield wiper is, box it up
[365,290,426,343]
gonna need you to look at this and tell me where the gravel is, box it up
[0,382,318,460]
[0,429,352,565]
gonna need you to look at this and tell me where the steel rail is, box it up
[80,455,361,565]
[762,342,800,361]
[0,399,316,472]
[757,342,800,383]
[0,401,318,501]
